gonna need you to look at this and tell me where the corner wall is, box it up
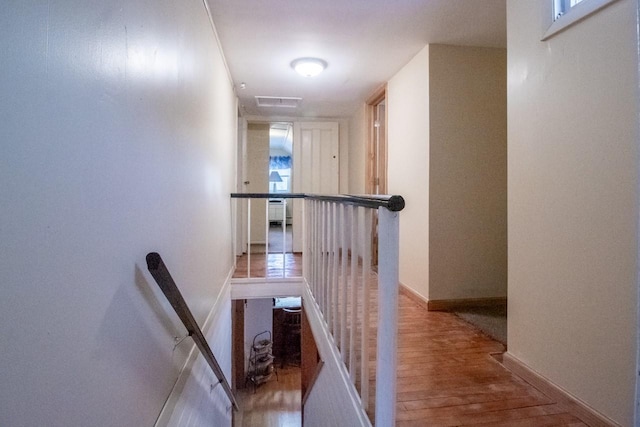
[0,1,237,426]
[348,105,367,194]
[428,45,507,301]
[507,0,639,424]
[387,46,431,299]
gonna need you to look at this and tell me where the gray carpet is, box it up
[454,305,507,345]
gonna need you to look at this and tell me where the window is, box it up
[543,0,620,40]
[269,168,291,193]
[554,0,586,19]
[269,156,291,193]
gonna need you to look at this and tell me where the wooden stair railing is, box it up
[146,252,239,411]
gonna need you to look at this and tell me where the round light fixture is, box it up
[291,58,327,77]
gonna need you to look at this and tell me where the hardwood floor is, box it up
[391,295,587,426]
[233,254,589,426]
[233,366,301,427]
[233,253,302,278]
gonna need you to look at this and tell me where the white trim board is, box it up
[542,0,622,40]
[154,267,234,427]
[230,278,303,300]
[301,281,371,427]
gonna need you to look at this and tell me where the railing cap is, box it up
[230,193,405,212]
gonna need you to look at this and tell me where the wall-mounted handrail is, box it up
[230,193,405,212]
[146,252,239,411]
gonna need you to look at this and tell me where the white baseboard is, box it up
[502,353,619,427]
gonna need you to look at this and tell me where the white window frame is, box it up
[542,0,621,40]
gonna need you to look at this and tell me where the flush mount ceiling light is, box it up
[291,57,327,77]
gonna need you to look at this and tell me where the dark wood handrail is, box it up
[230,193,405,212]
[145,252,239,411]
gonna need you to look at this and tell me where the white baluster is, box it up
[247,198,251,278]
[349,205,358,384]
[375,208,399,427]
[360,208,372,412]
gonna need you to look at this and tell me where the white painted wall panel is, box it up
[387,46,431,299]
[292,121,340,251]
[348,106,367,194]
[507,0,638,424]
[302,285,370,427]
[163,288,233,427]
[0,1,237,426]
[246,123,270,244]
[428,45,507,301]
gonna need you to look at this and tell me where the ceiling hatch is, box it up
[255,96,302,108]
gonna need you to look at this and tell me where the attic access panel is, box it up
[255,96,302,108]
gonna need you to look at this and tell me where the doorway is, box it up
[267,122,293,254]
[232,297,302,427]
[241,121,294,255]
[366,86,387,196]
[366,86,387,266]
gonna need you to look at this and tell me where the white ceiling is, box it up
[206,0,506,118]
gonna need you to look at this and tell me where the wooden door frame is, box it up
[232,299,245,390]
[365,84,388,195]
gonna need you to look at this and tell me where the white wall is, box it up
[163,286,233,427]
[0,1,237,426]
[387,46,431,299]
[428,45,507,301]
[348,105,367,194]
[507,0,638,424]
[339,119,350,193]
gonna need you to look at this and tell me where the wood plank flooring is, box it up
[233,366,301,427]
[234,254,589,426]
[233,253,302,279]
[392,295,587,426]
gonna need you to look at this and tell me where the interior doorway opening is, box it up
[366,86,387,267]
[239,121,294,257]
[268,122,293,254]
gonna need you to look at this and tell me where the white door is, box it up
[246,123,270,246]
[235,116,248,256]
[292,121,340,252]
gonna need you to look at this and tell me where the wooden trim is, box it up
[399,284,430,311]
[427,297,507,312]
[400,284,507,312]
[232,300,245,390]
[302,360,324,406]
[502,353,618,427]
[366,83,387,105]
[365,103,375,195]
[365,84,388,195]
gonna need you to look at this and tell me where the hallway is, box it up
[234,255,589,426]
[392,293,586,426]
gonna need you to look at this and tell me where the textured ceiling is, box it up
[206,0,506,118]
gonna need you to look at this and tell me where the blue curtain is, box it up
[270,156,292,169]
